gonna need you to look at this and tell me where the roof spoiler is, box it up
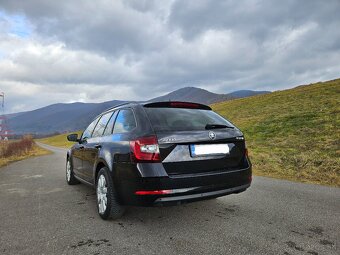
[143,101,211,110]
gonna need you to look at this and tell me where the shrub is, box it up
[0,136,34,158]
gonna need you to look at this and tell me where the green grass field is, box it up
[38,79,340,186]
[37,131,82,149]
[212,79,340,187]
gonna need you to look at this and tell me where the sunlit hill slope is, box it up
[212,79,340,186]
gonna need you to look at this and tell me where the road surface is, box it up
[0,143,339,255]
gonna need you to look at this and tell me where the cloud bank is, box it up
[0,0,339,113]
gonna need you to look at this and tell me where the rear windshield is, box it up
[144,108,234,132]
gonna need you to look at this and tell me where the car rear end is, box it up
[119,102,252,206]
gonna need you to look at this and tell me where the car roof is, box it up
[103,101,211,113]
[102,102,139,113]
[90,101,211,125]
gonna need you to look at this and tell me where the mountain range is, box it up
[7,87,269,135]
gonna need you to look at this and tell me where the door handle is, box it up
[95,144,102,149]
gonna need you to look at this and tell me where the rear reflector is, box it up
[130,136,161,162]
[135,190,172,195]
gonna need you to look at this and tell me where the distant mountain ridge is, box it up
[8,100,126,135]
[227,90,269,98]
[150,87,269,104]
[149,87,233,104]
[8,87,269,135]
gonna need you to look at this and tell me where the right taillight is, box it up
[130,136,161,162]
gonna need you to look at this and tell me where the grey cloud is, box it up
[169,0,340,40]
[0,39,144,85]
[0,0,169,56]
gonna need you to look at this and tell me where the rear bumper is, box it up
[153,183,250,206]
[117,158,252,206]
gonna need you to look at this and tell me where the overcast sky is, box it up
[0,0,339,113]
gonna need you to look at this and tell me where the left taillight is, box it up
[130,136,161,162]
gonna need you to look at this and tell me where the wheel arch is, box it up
[66,152,71,166]
[94,159,110,185]
[66,149,72,161]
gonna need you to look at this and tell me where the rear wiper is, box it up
[205,124,234,130]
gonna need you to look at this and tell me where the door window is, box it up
[92,112,114,138]
[82,116,100,140]
[103,111,117,136]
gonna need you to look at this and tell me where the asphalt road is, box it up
[0,143,339,255]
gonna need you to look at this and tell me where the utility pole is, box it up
[0,92,13,140]
[0,92,4,107]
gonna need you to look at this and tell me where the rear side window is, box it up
[103,111,117,136]
[82,116,100,139]
[113,109,137,133]
[92,112,113,138]
[144,108,234,132]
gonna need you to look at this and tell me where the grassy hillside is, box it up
[37,131,82,149]
[212,79,340,187]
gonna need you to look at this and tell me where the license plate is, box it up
[190,144,230,157]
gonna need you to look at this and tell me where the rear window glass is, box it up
[144,108,234,132]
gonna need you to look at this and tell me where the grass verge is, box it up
[36,131,82,149]
[0,139,51,168]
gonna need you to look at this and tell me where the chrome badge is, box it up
[160,137,177,143]
[208,131,216,140]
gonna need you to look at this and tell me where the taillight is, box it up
[130,136,161,162]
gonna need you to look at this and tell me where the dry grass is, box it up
[0,137,51,168]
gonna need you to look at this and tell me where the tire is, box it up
[96,167,125,220]
[66,158,80,185]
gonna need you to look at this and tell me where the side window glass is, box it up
[82,116,100,140]
[92,112,113,138]
[103,111,117,136]
[113,109,137,134]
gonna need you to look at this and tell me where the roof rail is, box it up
[103,101,137,113]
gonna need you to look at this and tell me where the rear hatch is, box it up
[143,102,247,176]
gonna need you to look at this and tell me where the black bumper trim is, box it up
[169,167,250,179]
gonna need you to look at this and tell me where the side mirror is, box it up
[67,133,79,142]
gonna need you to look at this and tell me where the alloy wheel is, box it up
[97,175,108,214]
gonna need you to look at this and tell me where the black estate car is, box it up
[66,101,252,219]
